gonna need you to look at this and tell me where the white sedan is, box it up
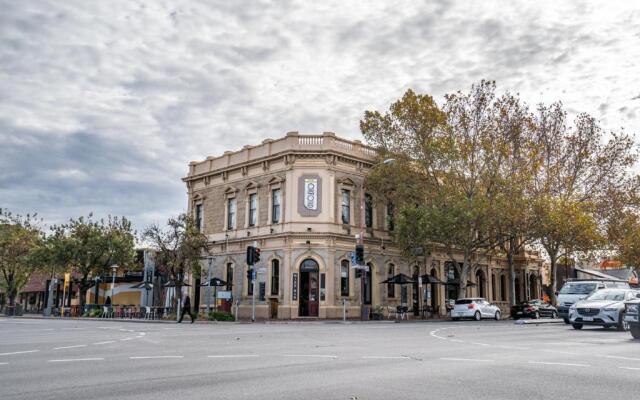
[451,298,501,321]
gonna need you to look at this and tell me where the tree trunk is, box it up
[548,255,558,306]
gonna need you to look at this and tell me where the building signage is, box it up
[304,178,318,210]
[217,291,232,299]
[292,273,298,301]
[298,175,322,217]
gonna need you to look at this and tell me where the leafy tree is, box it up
[0,209,43,310]
[142,214,209,311]
[490,93,539,305]
[531,102,636,303]
[45,215,136,308]
[363,81,505,298]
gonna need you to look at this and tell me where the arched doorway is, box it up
[445,262,460,304]
[475,270,486,298]
[529,274,538,300]
[430,268,439,314]
[362,262,373,306]
[299,259,319,317]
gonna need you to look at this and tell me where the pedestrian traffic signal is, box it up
[253,247,261,263]
[355,244,364,265]
[247,268,254,281]
[246,246,255,265]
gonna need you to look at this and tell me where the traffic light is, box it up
[253,247,261,263]
[355,244,364,265]
[247,268,254,281]
[246,246,255,265]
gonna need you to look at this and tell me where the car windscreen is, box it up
[586,290,627,301]
[455,299,473,305]
[559,283,597,294]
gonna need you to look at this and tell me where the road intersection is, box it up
[1,318,639,399]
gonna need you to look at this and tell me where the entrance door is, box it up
[299,259,319,317]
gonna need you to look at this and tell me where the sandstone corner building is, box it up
[183,132,543,320]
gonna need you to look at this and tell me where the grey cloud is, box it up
[1,0,639,231]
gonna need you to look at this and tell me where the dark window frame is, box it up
[341,190,350,224]
[227,198,236,230]
[271,259,280,295]
[340,260,350,297]
[248,193,257,227]
[272,189,281,224]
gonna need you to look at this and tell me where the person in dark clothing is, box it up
[178,295,195,323]
[105,296,111,306]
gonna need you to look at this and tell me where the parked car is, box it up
[568,288,639,330]
[557,279,629,324]
[624,298,640,339]
[511,299,558,319]
[451,298,501,321]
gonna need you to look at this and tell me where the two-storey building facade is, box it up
[183,132,543,319]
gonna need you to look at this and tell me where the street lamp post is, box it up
[110,264,118,303]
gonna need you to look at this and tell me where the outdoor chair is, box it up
[144,306,155,320]
[102,306,113,318]
[387,305,398,319]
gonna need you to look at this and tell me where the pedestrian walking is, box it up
[178,295,195,323]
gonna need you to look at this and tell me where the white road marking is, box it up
[120,338,134,341]
[542,349,580,356]
[602,355,640,362]
[284,354,338,359]
[207,355,259,358]
[440,358,494,362]
[362,356,410,360]
[471,342,492,347]
[93,341,116,345]
[129,356,184,359]
[449,339,464,343]
[48,358,104,363]
[619,366,640,371]
[43,329,55,331]
[528,361,590,367]
[54,345,87,350]
[0,362,9,365]
[0,350,40,356]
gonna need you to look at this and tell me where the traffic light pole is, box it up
[251,240,258,322]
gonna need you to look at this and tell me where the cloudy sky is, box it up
[1,1,639,231]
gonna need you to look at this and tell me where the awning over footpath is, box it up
[20,272,48,293]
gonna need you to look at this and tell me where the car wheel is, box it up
[452,317,459,321]
[563,318,570,325]
[474,311,481,321]
[603,325,611,330]
[551,311,558,319]
[630,325,640,339]
[572,323,583,330]
[534,311,540,319]
[617,312,629,331]
[494,311,501,321]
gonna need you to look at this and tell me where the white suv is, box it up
[451,298,501,321]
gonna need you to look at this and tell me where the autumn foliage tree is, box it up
[0,209,43,311]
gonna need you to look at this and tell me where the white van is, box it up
[557,279,629,323]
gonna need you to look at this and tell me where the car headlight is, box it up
[569,305,577,311]
[603,307,618,312]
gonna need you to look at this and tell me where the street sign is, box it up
[349,252,356,266]
[217,291,232,299]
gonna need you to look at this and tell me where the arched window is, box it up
[387,264,395,298]
[271,259,279,295]
[340,260,349,296]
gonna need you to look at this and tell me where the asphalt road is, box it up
[1,317,639,400]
